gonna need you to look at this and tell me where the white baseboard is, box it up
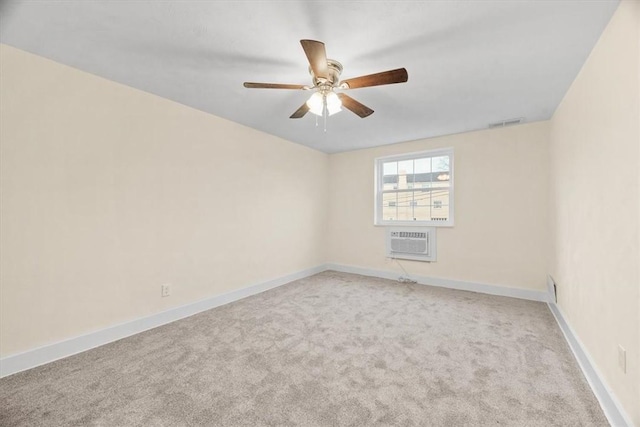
[548,302,634,427]
[326,263,548,302]
[0,264,326,378]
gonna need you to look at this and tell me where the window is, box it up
[375,148,454,226]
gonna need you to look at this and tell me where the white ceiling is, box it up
[0,1,619,153]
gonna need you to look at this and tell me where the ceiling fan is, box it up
[243,40,408,119]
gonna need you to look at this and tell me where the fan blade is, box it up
[340,68,408,89]
[244,82,307,89]
[300,40,329,80]
[337,93,374,118]
[290,103,310,119]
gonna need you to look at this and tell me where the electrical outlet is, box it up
[618,345,626,373]
[161,284,171,298]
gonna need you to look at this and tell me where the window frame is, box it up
[374,147,454,227]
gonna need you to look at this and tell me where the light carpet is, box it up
[0,271,608,426]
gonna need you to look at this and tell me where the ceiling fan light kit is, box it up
[243,40,408,122]
[307,91,342,116]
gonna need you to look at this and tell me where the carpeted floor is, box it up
[0,271,608,426]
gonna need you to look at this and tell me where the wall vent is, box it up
[488,117,524,128]
[386,227,436,262]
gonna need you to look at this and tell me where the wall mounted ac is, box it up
[386,227,436,262]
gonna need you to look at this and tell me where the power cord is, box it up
[394,259,417,284]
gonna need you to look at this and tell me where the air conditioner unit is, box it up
[386,227,436,262]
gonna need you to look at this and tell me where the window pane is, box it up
[397,160,413,190]
[433,155,450,172]
[383,162,397,175]
[414,162,433,189]
[433,171,450,186]
[413,190,430,207]
[430,189,449,221]
[382,192,398,221]
[412,190,430,221]
[382,161,398,190]
[397,205,413,221]
[397,160,414,175]
[396,191,413,221]
[414,158,431,174]
[396,191,413,205]
[383,175,398,190]
[396,173,410,190]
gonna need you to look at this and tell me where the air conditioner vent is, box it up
[394,231,426,239]
[386,227,436,262]
[488,117,524,128]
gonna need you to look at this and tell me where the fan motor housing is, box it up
[310,59,343,87]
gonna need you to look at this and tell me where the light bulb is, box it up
[326,91,342,116]
[306,92,324,116]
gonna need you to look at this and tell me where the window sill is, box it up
[374,221,454,227]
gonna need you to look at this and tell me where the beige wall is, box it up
[0,45,329,357]
[327,122,550,292]
[549,1,640,424]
